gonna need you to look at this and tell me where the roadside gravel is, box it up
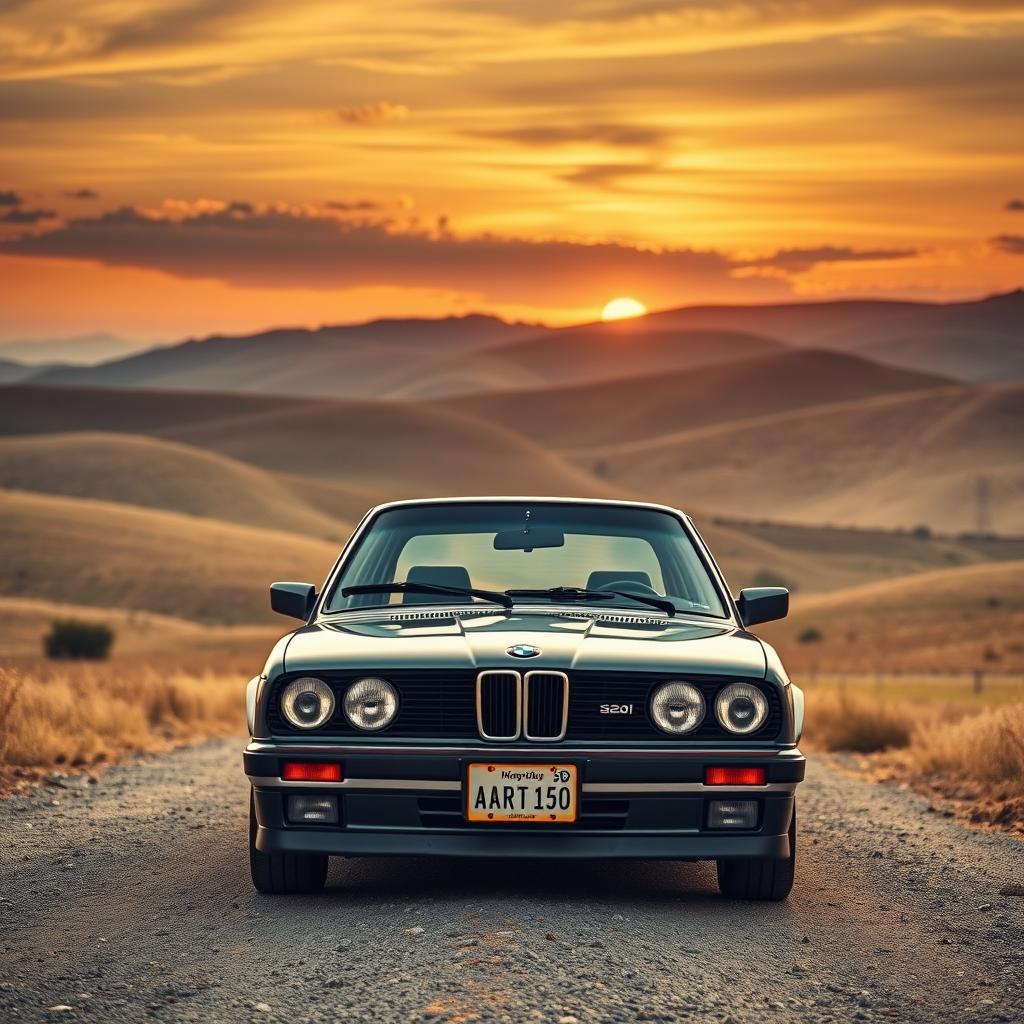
[0,740,1021,1023]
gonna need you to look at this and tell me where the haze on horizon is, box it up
[1,0,1023,342]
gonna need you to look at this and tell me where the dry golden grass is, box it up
[805,686,1024,824]
[0,661,247,770]
[806,688,919,753]
[903,703,1024,800]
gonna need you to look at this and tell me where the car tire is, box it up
[249,791,328,894]
[716,805,796,901]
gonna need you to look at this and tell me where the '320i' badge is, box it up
[506,644,541,658]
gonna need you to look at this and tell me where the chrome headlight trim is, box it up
[715,682,769,735]
[649,680,705,735]
[280,676,335,730]
[343,676,399,732]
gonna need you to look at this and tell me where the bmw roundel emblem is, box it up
[506,644,541,659]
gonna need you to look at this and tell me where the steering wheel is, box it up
[593,579,663,597]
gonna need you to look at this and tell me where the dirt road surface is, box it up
[1,740,1021,1023]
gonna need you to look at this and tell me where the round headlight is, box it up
[650,681,705,735]
[343,677,399,732]
[715,682,769,734]
[280,677,335,730]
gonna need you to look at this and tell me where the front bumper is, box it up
[245,741,804,861]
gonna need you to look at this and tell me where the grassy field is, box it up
[759,560,1024,673]
[0,660,247,775]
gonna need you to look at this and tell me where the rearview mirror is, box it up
[736,587,789,627]
[493,527,565,551]
[270,581,317,620]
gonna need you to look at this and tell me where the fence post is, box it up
[973,669,983,695]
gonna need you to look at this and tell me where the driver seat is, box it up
[403,565,473,604]
[586,570,653,591]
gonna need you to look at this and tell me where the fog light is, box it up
[708,799,758,829]
[286,795,339,824]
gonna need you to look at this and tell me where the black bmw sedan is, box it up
[244,497,804,899]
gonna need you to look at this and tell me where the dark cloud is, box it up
[453,0,1024,26]
[1006,199,1024,212]
[745,245,920,273]
[990,234,1024,254]
[476,123,672,147]
[0,190,23,207]
[336,102,408,125]
[0,201,798,305]
[65,188,100,199]
[2,0,268,77]
[324,199,384,212]
[1,207,56,224]
[560,162,657,190]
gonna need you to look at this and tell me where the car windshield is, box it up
[322,502,728,618]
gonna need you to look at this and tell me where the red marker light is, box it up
[282,761,343,782]
[705,766,766,786]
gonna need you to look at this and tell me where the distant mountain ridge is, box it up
[636,289,1024,381]
[0,332,145,365]
[20,291,1024,399]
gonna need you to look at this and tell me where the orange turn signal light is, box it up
[282,761,343,782]
[704,766,766,786]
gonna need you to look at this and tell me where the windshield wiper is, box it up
[505,586,677,616]
[340,581,513,609]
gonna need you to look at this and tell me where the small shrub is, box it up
[911,524,932,540]
[798,627,823,644]
[44,620,114,660]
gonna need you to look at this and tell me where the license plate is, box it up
[466,763,578,823]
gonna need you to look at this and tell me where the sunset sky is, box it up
[2,1,1023,342]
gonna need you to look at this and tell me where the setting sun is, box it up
[601,297,648,322]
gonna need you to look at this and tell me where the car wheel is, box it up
[249,790,328,894]
[716,805,796,901]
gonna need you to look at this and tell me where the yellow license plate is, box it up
[466,763,578,823]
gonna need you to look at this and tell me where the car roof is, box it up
[363,496,691,519]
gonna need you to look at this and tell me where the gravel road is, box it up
[1,740,1021,1024]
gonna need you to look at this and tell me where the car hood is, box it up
[282,608,766,678]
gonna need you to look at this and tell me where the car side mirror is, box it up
[270,581,317,620]
[736,587,789,627]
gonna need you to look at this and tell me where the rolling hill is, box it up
[0,490,339,624]
[758,560,1024,673]
[447,348,953,446]
[857,331,1024,383]
[0,384,615,505]
[0,359,36,384]
[567,383,1024,532]
[0,432,347,540]
[474,324,784,390]
[0,595,278,660]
